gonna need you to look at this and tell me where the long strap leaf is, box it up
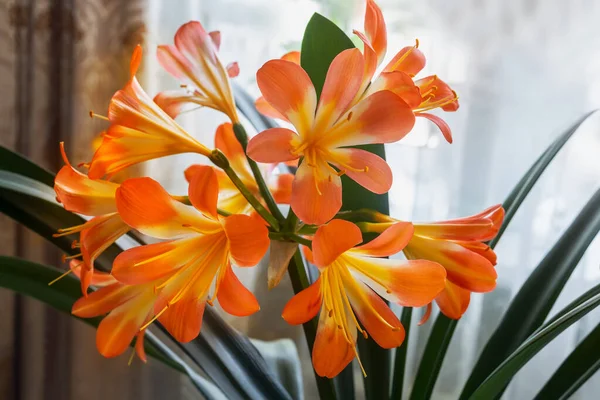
[533,322,600,400]
[391,307,413,399]
[0,155,292,400]
[469,283,600,399]
[460,187,600,399]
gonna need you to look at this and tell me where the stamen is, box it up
[54,223,88,237]
[62,253,82,262]
[139,305,170,331]
[89,111,109,121]
[389,41,418,72]
[48,262,82,286]
[355,348,367,378]
[127,347,137,366]
[291,141,309,155]
[71,240,79,249]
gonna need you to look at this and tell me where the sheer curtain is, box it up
[146,0,600,398]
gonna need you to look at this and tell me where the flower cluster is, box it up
[53,0,502,378]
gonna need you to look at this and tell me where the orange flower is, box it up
[88,45,211,179]
[282,220,446,377]
[353,0,459,143]
[154,21,239,122]
[72,166,269,359]
[254,51,301,121]
[402,204,504,319]
[247,49,415,224]
[54,143,129,294]
[185,123,293,215]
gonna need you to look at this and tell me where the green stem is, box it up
[268,232,312,248]
[210,149,280,230]
[335,208,393,223]
[391,307,413,399]
[232,123,285,223]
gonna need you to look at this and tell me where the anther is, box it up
[347,112,353,121]
[362,331,369,339]
[328,309,333,318]
[71,240,79,249]
[392,327,401,332]
[363,166,369,173]
[415,38,420,48]
[89,111,109,121]
[328,175,332,182]
[337,325,343,330]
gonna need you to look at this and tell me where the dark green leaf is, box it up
[489,110,597,248]
[0,145,55,186]
[409,315,458,400]
[469,283,600,399]
[461,187,600,399]
[533,322,600,400]
[300,13,354,100]
[391,307,413,399]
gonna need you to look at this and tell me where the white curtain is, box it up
[145,0,600,398]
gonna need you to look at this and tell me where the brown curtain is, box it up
[0,1,184,399]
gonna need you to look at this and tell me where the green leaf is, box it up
[0,151,293,400]
[300,13,354,100]
[469,283,600,399]
[0,145,55,186]
[461,187,600,399]
[489,110,597,248]
[409,315,458,400]
[534,322,600,400]
[391,307,413,399]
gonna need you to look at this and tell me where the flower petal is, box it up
[367,71,422,108]
[117,177,216,239]
[209,31,221,50]
[324,90,415,149]
[328,148,393,194]
[383,45,426,76]
[223,214,270,266]
[214,123,252,181]
[346,254,446,307]
[281,50,300,64]
[290,161,342,225]
[188,165,219,218]
[312,308,355,378]
[255,96,289,121]
[256,59,317,134]
[247,127,299,164]
[315,49,364,130]
[417,113,453,143]
[153,90,210,119]
[159,298,206,343]
[226,62,240,78]
[435,281,471,319]
[217,264,260,316]
[70,261,117,287]
[364,0,387,66]
[312,220,362,267]
[343,275,405,349]
[72,283,138,318]
[352,221,414,257]
[112,236,202,284]
[55,144,119,215]
[282,277,322,324]
[406,236,497,292]
[270,173,294,204]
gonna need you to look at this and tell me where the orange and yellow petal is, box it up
[112,236,202,284]
[282,277,322,324]
[247,128,299,164]
[352,221,414,257]
[328,148,393,194]
[281,50,300,64]
[214,123,250,177]
[255,96,289,121]
[315,49,364,130]
[312,307,356,378]
[223,214,270,266]
[323,90,415,149]
[270,173,294,204]
[290,161,342,225]
[312,220,362,267]
[435,280,471,319]
[116,177,217,239]
[154,90,211,119]
[187,165,219,218]
[406,236,496,292]
[159,298,206,343]
[345,255,446,307]
[70,260,118,287]
[364,0,387,66]
[343,276,404,349]
[366,71,422,108]
[384,45,426,76]
[55,144,119,216]
[256,59,317,135]
[217,264,260,316]
[72,283,140,318]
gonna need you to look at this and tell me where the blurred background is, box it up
[1,0,599,399]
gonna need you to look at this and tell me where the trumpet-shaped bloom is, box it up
[88,45,211,179]
[185,123,293,215]
[353,0,459,143]
[402,204,504,319]
[72,166,269,359]
[247,49,415,224]
[154,21,239,122]
[54,143,129,294]
[282,220,446,377]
